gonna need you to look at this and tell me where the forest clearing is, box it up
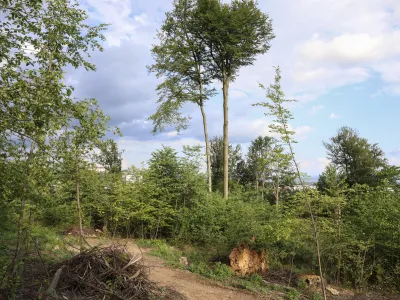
[1,0,400,299]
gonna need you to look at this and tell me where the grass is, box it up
[137,239,301,297]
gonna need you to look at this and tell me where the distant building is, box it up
[123,174,135,183]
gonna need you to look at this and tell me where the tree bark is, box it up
[200,104,212,193]
[76,164,84,252]
[222,78,230,200]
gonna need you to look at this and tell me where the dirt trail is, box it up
[85,238,279,300]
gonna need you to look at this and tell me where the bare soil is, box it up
[85,238,282,300]
[82,238,400,300]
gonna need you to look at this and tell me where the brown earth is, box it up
[81,238,400,300]
[84,238,283,300]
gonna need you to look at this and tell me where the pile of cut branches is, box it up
[48,245,164,299]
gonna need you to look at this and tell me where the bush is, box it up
[213,262,233,280]
[286,289,301,300]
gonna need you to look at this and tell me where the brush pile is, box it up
[50,245,162,299]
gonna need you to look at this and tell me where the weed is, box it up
[286,289,301,300]
[249,273,264,285]
[213,262,233,280]
[312,292,323,300]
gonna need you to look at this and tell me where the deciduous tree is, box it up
[194,0,274,199]
[148,0,214,193]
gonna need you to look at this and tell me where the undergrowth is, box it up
[137,239,299,297]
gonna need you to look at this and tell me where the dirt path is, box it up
[85,238,280,300]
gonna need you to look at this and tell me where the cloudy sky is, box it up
[69,0,400,176]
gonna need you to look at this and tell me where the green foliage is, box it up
[249,273,264,285]
[210,135,248,192]
[148,0,215,133]
[286,289,301,300]
[212,262,234,280]
[96,139,123,174]
[312,292,323,300]
[1,1,399,297]
[323,126,392,187]
[149,243,181,263]
[194,0,275,81]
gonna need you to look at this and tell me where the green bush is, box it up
[213,262,233,280]
[312,292,323,300]
[249,273,264,285]
[286,289,301,300]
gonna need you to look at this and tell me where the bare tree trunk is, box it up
[222,78,230,200]
[276,176,280,206]
[261,174,265,200]
[76,164,84,252]
[337,202,342,284]
[200,104,212,193]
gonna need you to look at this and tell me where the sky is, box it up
[68,0,400,176]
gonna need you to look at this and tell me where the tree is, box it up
[323,126,387,187]
[96,139,123,174]
[317,164,347,197]
[253,66,327,299]
[56,99,110,249]
[248,136,275,192]
[210,135,244,192]
[148,0,214,193]
[317,164,348,283]
[0,0,107,279]
[194,0,275,199]
[247,136,294,204]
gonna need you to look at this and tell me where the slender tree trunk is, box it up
[277,110,327,299]
[286,137,327,300]
[76,164,84,251]
[276,176,280,206]
[200,104,212,193]
[222,78,230,200]
[337,202,342,284]
[9,142,35,278]
[261,174,265,200]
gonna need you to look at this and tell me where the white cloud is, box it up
[297,157,330,176]
[329,113,341,119]
[166,131,178,137]
[230,90,248,100]
[299,33,389,64]
[310,105,325,115]
[117,138,203,167]
[68,0,400,170]
[228,118,314,142]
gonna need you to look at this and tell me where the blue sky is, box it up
[69,0,400,176]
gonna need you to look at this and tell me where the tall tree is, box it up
[56,99,110,250]
[148,0,215,193]
[323,126,387,187]
[194,0,275,199]
[253,67,327,299]
[0,0,106,275]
